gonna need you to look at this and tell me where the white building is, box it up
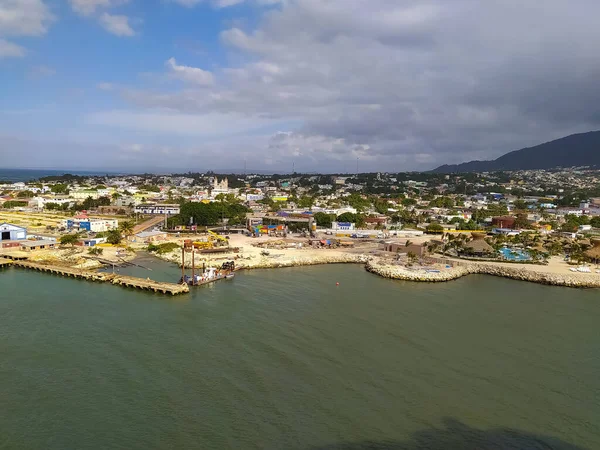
[0,223,27,241]
[134,204,180,215]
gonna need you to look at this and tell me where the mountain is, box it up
[432,131,600,173]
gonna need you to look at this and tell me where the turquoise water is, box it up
[1,263,599,449]
[499,246,531,261]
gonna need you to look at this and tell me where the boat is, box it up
[225,273,235,279]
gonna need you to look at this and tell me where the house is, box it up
[0,223,27,241]
[20,240,56,252]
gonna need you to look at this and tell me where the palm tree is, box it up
[119,220,135,241]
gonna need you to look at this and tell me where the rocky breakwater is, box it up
[240,253,370,270]
[366,259,600,288]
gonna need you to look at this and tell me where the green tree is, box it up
[314,212,335,227]
[106,229,122,245]
[336,212,357,224]
[60,234,79,246]
[297,195,315,209]
[513,199,528,210]
[119,221,135,240]
[50,184,70,194]
[426,222,444,234]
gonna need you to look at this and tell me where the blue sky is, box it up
[2,0,600,173]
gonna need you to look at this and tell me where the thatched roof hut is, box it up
[465,233,494,255]
[585,239,600,263]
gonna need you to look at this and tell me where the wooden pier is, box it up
[0,259,13,269]
[11,261,189,296]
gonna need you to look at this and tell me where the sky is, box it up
[1,0,600,173]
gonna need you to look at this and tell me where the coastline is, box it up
[365,259,600,288]
[151,244,600,288]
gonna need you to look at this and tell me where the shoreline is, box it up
[364,259,600,288]
[150,248,600,289]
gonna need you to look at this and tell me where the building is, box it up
[20,240,56,252]
[65,218,119,233]
[134,204,180,215]
[491,216,516,229]
[133,230,169,243]
[212,177,229,195]
[332,221,355,231]
[0,223,27,241]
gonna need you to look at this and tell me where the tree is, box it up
[60,234,79,247]
[297,195,315,209]
[336,212,357,224]
[591,216,600,228]
[513,213,530,229]
[106,229,122,245]
[426,222,444,234]
[50,183,69,194]
[119,221,135,240]
[513,199,528,211]
[314,212,335,227]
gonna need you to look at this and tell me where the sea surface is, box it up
[0,168,122,182]
[1,262,599,450]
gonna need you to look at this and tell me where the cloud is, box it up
[0,0,55,36]
[99,12,135,36]
[85,109,279,136]
[0,38,25,58]
[165,57,214,85]
[28,65,56,77]
[121,143,143,152]
[96,82,114,90]
[170,0,280,8]
[112,0,600,170]
[69,0,129,16]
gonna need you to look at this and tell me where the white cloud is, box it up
[165,57,214,85]
[86,109,277,136]
[0,0,54,36]
[170,0,202,6]
[99,12,135,37]
[69,0,129,16]
[0,38,25,58]
[170,0,281,8]
[122,143,143,152]
[28,65,56,77]
[96,82,115,90]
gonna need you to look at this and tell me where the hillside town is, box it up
[2,168,600,284]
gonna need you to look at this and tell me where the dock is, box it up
[10,261,189,296]
[0,259,13,269]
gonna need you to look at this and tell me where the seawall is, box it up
[365,260,600,288]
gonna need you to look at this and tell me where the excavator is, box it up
[193,230,230,250]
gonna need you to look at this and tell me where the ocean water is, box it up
[1,263,599,449]
[0,168,121,182]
